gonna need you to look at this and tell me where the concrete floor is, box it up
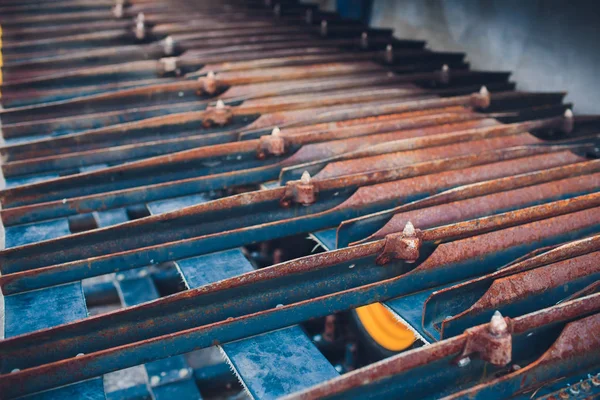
[370,0,600,114]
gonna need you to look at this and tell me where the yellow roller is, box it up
[355,302,416,351]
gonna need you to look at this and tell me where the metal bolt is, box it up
[385,44,394,64]
[559,389,570,399]
[178,368,189,378]
[440,64,450,84]
[135,21,145,40]
[150,376,160,385]
[580,380,591,392]
[564,108,573,119]
[164,36,175,56]
[403,221,416,236]
[569,384,580,395]
[216,100,225,109]
[480,85,489,97]
[489,311,508,336]
[360,32,369,49]
[113,3,123,18]
[272,126,281,136]
[301,171,311,184]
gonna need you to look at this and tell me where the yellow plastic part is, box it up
[355,302,416,351]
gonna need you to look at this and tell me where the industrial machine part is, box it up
[0,1,598,399]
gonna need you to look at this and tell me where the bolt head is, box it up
[489,310,508,335]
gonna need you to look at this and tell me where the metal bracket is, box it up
[280,171,317,207]
[157,57,181,76]
[202,100,233,128]
[257,127,286,159]
[197,71,221,96]
[456,311,513,367]
[112,1,124,18]
[471,86,492,109]
[376,222,422,265]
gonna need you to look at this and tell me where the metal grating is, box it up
[0,1,599,399]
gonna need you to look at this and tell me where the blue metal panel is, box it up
[4,173,60,188]
[178,248,338,399]
[4,283,88,338]
[117,272,160,305]
[222,326,339,400]
[3,279,104,399]
[20,378,106,400]
[311,229,338,251]
[116,268,202,400]
[146,192,212,215]
[4,218,70,247]
[95,208,130,228]
[177,249,254,288]
[106,384,151,400]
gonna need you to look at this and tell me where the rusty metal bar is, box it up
[282,294,600,400]
[0,205,598,398]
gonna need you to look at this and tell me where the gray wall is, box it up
[370,0,600,114]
